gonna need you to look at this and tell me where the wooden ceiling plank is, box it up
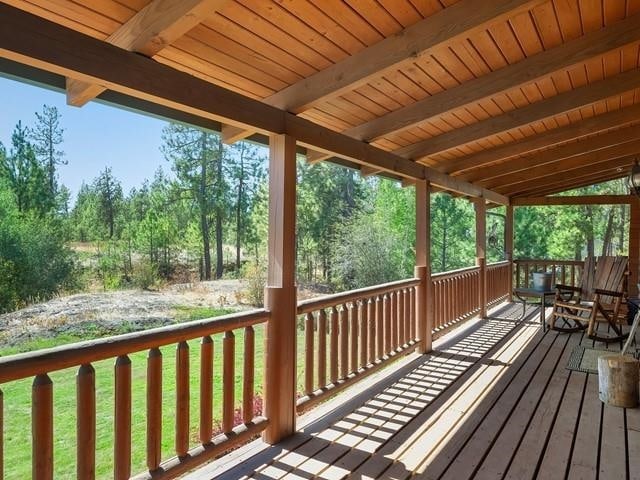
[489,141,640,192]
[512,195,632,206]
[446,102,640,175]
[224,0,543,143]
[66,0,228,107]
[346,14,640,143]
[460,124,640,183]
[399,66,640,160]
[505,160,633,197]
[0,4,509,205]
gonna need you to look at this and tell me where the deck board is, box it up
[187,303,638,480]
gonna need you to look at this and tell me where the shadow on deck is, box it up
[186,303,639,480]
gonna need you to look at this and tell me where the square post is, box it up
[474,198,487,318]
[263,134,297,444]
[629,196,640,298]
[415,180,432,353]
[506,204,514,302]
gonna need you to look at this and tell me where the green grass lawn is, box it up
[1,307,308,479]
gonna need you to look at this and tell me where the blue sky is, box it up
[0,75,170,199]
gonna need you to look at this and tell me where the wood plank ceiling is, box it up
[3,0,640,199]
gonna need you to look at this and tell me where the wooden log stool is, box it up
[598,355,639,408]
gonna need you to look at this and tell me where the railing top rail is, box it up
[431,265,480,281]
[514,259,584,266]
[487,260,510,268]
[0,308,268,384]
[297,277,420,314]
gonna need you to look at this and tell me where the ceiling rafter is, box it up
[394,68,640,160]
[0,4,509,205]
[492,145,640,193]
[346,14,640,143]
[66,0,228,107]
[444,104,640,176]
[460,125,640,185]
[223,0,544,144]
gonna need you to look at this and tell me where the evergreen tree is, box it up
[30,105,65,196]
[94,167,123,239]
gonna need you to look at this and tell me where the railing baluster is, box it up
[304,312,315,395]
[114,355,131,480]
[350,302,359,373]
[243,326,255,424]
[176,341,189,457]
[409,287,415,341]
[200,336,213,445]
[330,306,339,384]
[397,289,404,348]
[368,298,375,364]
[147,348,162,471]
[317,309,327,388]
[359,300,367,369]
[33,374,53,480]
[77,364,95,480]
[223,331,235,433]
[375,295,383,360]
[384,293,392,355]
[339,304,349,379]
[403,288,410,345]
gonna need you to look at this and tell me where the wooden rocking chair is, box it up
[549,256,628,343]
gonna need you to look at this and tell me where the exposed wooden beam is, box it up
[267,0,541,113]
[524,171,630,198]
[395,68,640,160]
[225,0,544,142]
[493,150,640,194]
[0,5,509,204]
[460,124,640,184]
[512,195,632,206]
[508,161,632,197]
[445,104,640,175]
[306,151,332,165]
[66,0,227,106]
[221,124,252,145]
[346,14,640,142]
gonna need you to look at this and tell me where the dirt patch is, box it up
[0,279,250,346]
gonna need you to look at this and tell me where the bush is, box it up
[242,262,266,307]
[132,259,160,290]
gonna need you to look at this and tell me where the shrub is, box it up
[242,262,266,307]
[132,259,160,290]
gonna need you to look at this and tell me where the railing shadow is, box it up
[208,302,543,480]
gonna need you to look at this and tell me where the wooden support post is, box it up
[263,134,297,444]
[506,205,514,302]
[630,197,640,298]
[415,179,432,353]
[474,198,487,318]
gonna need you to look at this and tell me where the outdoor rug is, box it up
[567,344,634,374]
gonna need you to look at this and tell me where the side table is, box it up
[513,287,556,331]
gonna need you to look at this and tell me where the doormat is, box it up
[567,345,632,374]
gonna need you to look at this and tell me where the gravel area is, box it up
[0,280,249,346]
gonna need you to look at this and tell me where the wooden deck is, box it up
[187,303,640,480]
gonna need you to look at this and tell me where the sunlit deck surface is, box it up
[188,304,639,480]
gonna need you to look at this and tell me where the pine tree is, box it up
[30,105,65,196]
[94,167,123,239]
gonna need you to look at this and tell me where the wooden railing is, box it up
[513,259,584,289]
[487,261,511,305]
[296,278,421,412]
[0,309,269,480]
[431,266,481,332]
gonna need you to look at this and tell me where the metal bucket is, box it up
[532,272,552,290]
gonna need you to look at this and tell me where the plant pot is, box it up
[532,272,552,290]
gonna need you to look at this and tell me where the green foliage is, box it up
[431,193,476,272]
[241,261,267,307]
[0,180,75,312]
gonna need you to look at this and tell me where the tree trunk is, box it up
[585,205,595,257]
[199,133,212,281]
[619,205,627,253]
[236,145,245,274]
[601,207,615,256]
[215,140,224,279]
